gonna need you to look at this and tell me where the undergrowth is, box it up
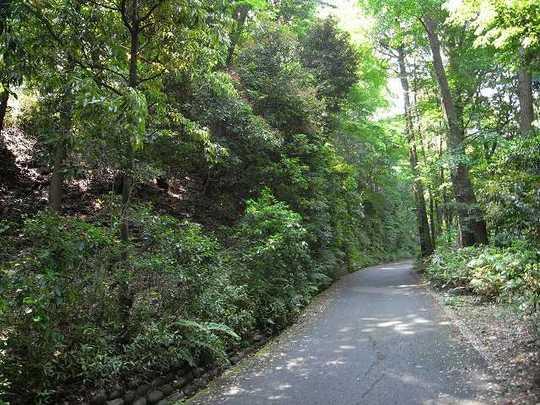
[426,241,540,311]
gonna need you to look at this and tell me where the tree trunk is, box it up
[518,48,534,136]
[0,89,10,167]
[48,138,66,212]
[0,89,19,185]
[434,197,443,238]
[428,188,436,246]
[0,89,8,133]
[397,46,433,257]
[117,0,139,344]
[226,5,249,67]
[417,129,438,248]
[410,145,434,256]
[48,87,74,212]
[438,136,452,232]
[422,15,488,247]
[120,18,139,244]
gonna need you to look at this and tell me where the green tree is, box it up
[300,17,359,113]
[362,0,490,247]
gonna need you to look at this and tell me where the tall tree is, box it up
[225,1,268,67]
[449,0,538,135]
[518,48,534,135]
[300,17,359,114]
[397,45,433,256]
[362,0,489,246]
[25,0,225,341]
[421,14,488,246]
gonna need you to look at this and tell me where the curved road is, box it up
[189,261,498,405]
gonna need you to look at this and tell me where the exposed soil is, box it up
[0,127,225,227]
[429,288,540,404]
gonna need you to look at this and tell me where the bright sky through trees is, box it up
[320,0,404,117]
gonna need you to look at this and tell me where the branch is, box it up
[92,75,123,96]
[120,0,132,32]
[91,63,129,82]
[22,2,62,43]
[139,0,164,23]
[139,69,166,84]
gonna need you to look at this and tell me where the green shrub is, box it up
[0,210,243,402]
[0,212,121,401]
[124,319,239,374]
[1,198,351,402]
[426,243,540,310]
[231,189,320,330]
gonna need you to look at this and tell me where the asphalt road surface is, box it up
[189,261,497,405]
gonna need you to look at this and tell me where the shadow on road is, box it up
[189,261,498,405]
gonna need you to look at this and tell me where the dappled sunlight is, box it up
[267,394,286,400]
[286,357,305,370]
[377,320,401,327]
[325,359,347,366]
[223,386,247,396]
[195,263,495,404]
[386,370,429,387]
[356,314,436,336]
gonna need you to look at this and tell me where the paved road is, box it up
[189,261,497,405]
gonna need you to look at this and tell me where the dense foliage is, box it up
[0,1,417,402]
[361,0,539,308]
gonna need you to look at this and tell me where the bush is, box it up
[0,212,121,402]
[426,242,540,310]
[0,210,244,403]
[0,197,342,402]
[479,132,540,245]
[231,189,323,330]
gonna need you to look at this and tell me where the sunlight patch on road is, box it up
[286,357,305,370]
[223,386,244,396]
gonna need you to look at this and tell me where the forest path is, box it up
[188,261,498,404]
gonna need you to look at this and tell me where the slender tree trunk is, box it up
[518,48,534,136]
[0,89,8,133]
[434,198,443,238]
[0,89,10,169]
[0,89,19,185]
[48,87,74,212]
[0,87,22,188]
[422,15,488,247]
[48,138,66,212]
[428,188,436,245]
[120,20,138,243]
[117,0,140,344]
[410,144,434,256]
[397,46,433,257]
[226,5,249,68]
[417,130,438,248]
[438,128,452,232]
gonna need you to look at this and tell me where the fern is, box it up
[174,319,240,341]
